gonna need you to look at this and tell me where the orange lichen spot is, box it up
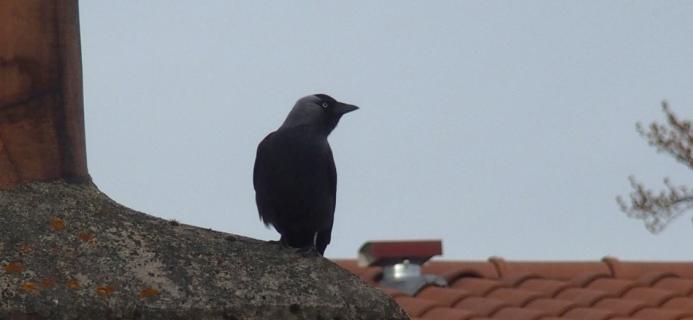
[96,285,116,297]
[19,244,33,254]
[3,261,24,273]
[41,277,56,288]
[21,282,40,295]
[78,232,94,242]
[51,217,66,231]
[138,287,160,299]
[67,278,80,289]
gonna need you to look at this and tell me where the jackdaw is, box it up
[253,94,358,255]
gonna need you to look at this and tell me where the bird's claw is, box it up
[267,240,283,245]
[296,246,321,258]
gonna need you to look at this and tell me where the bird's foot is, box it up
[267,240,293,252]
[270,239,321,257]
[295,246,321,258]
[266,240,283,245]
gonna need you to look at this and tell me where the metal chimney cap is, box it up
[358,240,442,267]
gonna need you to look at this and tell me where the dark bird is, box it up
[253,94,358,255]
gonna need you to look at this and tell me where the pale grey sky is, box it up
[80,2,693,260]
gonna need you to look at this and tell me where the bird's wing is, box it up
[317,145,337,253]
[326,146,337,215]
[253,132,276,226]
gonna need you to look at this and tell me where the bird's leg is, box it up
[271,236,292,247]
[273,235,321,257]
[267,237,291,250]
[284,233,321,258]
[265,239,283,249]
[296,232,321,257]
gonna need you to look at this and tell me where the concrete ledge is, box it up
[0,181,409,320]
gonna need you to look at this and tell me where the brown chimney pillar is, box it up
[0,0,88,189]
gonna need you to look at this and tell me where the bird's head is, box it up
[280,94,359,135]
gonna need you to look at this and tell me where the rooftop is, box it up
[336,256,693,320]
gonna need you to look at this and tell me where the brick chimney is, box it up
[359,240,447,295]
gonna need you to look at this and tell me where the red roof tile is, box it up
[517,278,572,297]
[525,298,577,316]
[486,288,544,306]
[663,297,693,312]
[561,307,616,319]
[420,306,477,320]
[455,296,510,316]
[417,286,472,307]
[492,258,611,280]
[632,307,693,320]
[395,296,442,317]
[655,277,693,296]
[585,278,638,296]
[492,306,548,320]
[556,287,612,307]
[335,257,693,320]
[592,298,647,316]
[622,287,676,306]
[452,277,506,296]
[423,261,499,281]
[605,258,693,279]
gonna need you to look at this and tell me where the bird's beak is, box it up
[336,102,359,115]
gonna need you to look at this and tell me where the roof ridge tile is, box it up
[488,256,506,278]
[602,256,619,277]
[605,259,693,279]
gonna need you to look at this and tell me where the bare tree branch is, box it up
[636,102,693,169]
[618,102,693,233]
[617,176,693,233]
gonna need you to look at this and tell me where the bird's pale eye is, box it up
[321,102,329,109]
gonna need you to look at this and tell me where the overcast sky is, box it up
[79,2,693,260]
